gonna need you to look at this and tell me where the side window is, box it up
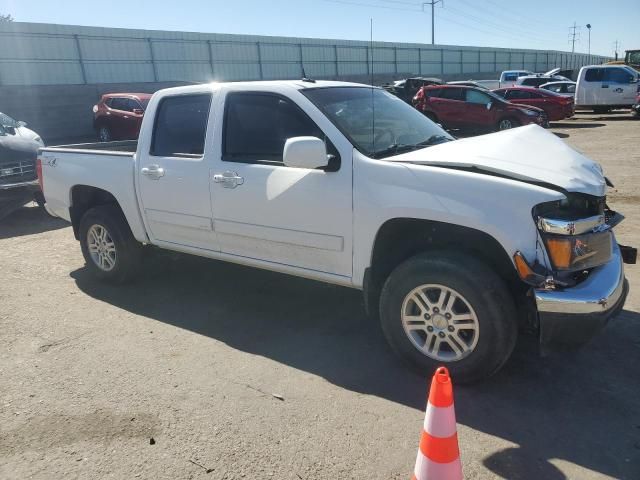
[110,97,128,111]
[528,92,544,99]
[439,88,465,101]
[104,98,114,108]
[492,90,507,98]
[223,93,328,165]
[509,90,532,100]
[603,68,633,84]
[465,89,490,104]
[584,68,604,82]
[150,94,212,158]
[127,99,142,112]
[424,88,442,98]
[566,84,576,93]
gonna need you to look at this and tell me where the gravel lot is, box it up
[1,112,639,480]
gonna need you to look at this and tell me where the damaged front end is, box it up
[514,192,635,349]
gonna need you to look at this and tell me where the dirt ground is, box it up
[1,112,639,480]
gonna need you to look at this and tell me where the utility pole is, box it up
[613,40,620,60]
[586,24,591,55]
[422,0,443,45]
[568,22,580,53]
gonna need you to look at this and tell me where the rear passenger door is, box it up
[430,88,466,126]
[137,93,219,251]
[209,90,353,278]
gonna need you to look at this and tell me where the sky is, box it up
[1,0,638,57]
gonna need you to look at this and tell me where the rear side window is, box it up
[424,88,442,98]
[584,68,604,82]
[438,88,465,101]
[506,90,533,100]
[603,68,634,84]
[110,97,128,111]
[223,92,325,164]
[150,94,212,158]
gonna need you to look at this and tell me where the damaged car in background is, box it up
[38,81,635,382]
[0,112,45,219]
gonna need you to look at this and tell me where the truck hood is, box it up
[387,124,606,196]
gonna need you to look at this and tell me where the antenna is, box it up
[370,18,375,155]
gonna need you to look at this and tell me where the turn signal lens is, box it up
[545,238,573,269]
[513,252,535,280]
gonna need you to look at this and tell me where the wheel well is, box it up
[365,218,525,318]
[69,185,122,240]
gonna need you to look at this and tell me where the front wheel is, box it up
[97,125,112,142]
[379,252,518,383]
[497,117,519,131]
[79,205,142,283]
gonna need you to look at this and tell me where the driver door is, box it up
[463,89,494,127]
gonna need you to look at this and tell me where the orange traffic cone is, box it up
[411,367,463,480]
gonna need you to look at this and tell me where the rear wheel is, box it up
[97,125,112,142]
[379,252,518,383]
[79,205,141,283]
[497,117,519,131]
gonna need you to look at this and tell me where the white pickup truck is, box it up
[38,80,633,382]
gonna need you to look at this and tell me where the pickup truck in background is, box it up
[38,80,632,383]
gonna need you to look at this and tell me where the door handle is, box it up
[213,171,244,188]
[141,165,165,179]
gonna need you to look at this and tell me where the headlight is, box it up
[543,232,612,270]
[34,136,44,146]
[522,109,540,117]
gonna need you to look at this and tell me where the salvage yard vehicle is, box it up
[492,87,574,121]
[0,111,45,219]
[413,85,548,131]
[38,80,632,383]
[92,93,152,142]
[382,77,443,104]
[540,81,576,97]
[575,65,639,113]
[515,75,569,88]
[498,70,533,87]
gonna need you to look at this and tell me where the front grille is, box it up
[0,159,36,185]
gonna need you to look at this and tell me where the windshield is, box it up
[0,112,18,128]
[302,87,453,158]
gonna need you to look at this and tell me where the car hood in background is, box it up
[387,124,606,196]
[0,128,41,166]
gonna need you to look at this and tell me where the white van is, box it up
[499,70,534,87]
[575,65,639,113]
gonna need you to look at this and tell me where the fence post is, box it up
[147,38,158,82]
[334,45,339,78]
[207,40,214,80]
[418,48,422,75]
[459,50,463,75]
[73,34,87,84]
[508,51,511,69]
[299,43,304,77]
[493,50,497,73]
[477,50,481,75]
[394,46,398,75]
[440,48,444,76]
[256,42,264,80]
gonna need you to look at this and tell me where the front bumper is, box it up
[535,241,628,347]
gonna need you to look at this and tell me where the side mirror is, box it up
[17,120,27,127]
[486,102,493,110]
[283,137,328,170]
[133,108,144,115]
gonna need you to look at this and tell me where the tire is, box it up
[79,205,142,283]
[496,117,519,131]
[97,125,112,142]
[379,251,518,384]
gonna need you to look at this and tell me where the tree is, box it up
[0,13,14,22]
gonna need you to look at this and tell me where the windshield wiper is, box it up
[372,135,452,159]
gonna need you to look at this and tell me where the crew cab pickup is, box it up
[38,81,632,383]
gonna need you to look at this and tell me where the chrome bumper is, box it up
[0,179,39,190]
[535,241,625,315]
[535,241,627,346]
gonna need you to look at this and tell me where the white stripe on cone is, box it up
[414,450,463,480]
[423,403,457,438]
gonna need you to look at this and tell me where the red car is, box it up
[413,85,547,131]
[492,87,574,121]
[92,93,152,142]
